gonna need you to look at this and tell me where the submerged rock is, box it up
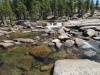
[53,59,100,75]
[40,64,53,72]
[29,46,51,59]
[17,56,34,71]
[0,68,8,75]
[82,50,97,59]
[48,50,67,60]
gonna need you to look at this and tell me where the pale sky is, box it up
[94,0,100,4]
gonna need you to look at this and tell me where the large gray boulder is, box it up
[53,59,100,75]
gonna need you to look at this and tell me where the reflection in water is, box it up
[80,40,100,51]
[79,40,100,62]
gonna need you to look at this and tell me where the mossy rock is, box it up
[67,48,81,59]
[67,53,81,59]
[29,46,51,59]
[17,55,34,71]
[48,50,67,60]
[23,68,50,75]
[40,63,54,72]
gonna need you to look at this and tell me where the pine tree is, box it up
[78,0,85,17]
[70,0,74,17]
[96,0,99,9]
[16,3,27,20]
[86,0,91,12]
[58,0,66,16]
[3,0,13,26]
[90,0,94,16]
[29,0,41,21]
[53,0,58,17]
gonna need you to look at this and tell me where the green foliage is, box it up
[0,0,96,21]
[16,3,27,20]
[78,0,85,17]
[85,0,91,12]
[96,0,99,9]
[90,0,95,16]
[70,0,75,16]
[3,0,13,16]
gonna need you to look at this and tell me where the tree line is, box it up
[0,0,99,26]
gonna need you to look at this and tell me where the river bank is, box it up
[0,19,100,75]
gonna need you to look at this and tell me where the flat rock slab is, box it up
[93,37,100,40]
[2,40,14,43]
[63,19,100,27]
[80,26,100,30]
[0,42,14,48]
[14,38,34,43]
[53,59,100,75]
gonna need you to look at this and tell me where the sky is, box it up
[94,0,100,4]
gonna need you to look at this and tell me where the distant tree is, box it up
[3,0,13,26]
[90,0,94,16]
[70,0,74,17]
[58,0,66,16]
[96,0,99,9]
[29,0,41,21]
[78,0,85,17]
[0,0,5,26]
[16,3,27,20]
[53,0,58,17]
[86,0,91,12]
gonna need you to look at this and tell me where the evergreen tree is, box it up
[0,0,5,26]
[96,0,99,9]
[58,0,66,16]
[16,3,27,20]
[86,0,91,12]
[90,0,94,16]
[53,0,58,17]
[70,0,74,17]
[0,0,97,21]
[78,0,85,17]
[29,0,41,21]
[3,0,13,25]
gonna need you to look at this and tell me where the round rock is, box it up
[75,38,82,46]
[64,40,75,47]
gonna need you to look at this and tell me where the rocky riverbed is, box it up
[0,19,100,75]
